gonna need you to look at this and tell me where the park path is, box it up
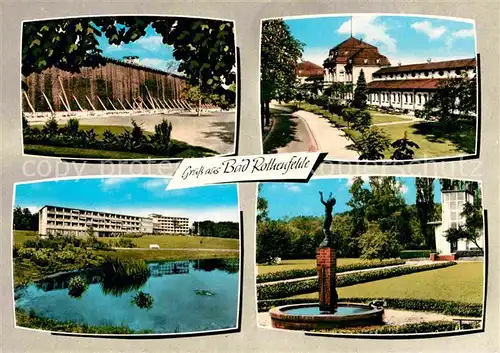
[70,110,236,154]
[291,110,359,160]
[112,247,239,252]
[276,114,318,153]
[257,309,479,328]
[257,261,434,287]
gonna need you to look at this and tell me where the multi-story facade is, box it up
[320,36,476,111]
[150,214,190,235]
[38,205,188,237]
[430,190,484,254]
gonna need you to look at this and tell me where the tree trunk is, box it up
[265,100,270,126]
[198,98,201,117]
[261,102,266,130]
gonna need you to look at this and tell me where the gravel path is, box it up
[62,110,236,154]
[257,309,478,328]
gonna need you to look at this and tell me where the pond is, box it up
[15,259,240,334]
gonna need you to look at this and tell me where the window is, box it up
[439,70,444,76]
[455,69,461,75]
[424,71,429,77]
[423,94,427,103]
[412,72,416,77]
[409,94,413,104]
[399,73,403,78]
[418,94,422,104]
[404,93,408,104]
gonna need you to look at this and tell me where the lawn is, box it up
[102,249,238,262]
[13,230,38,245]
[32,124,153,138]
[102,234,240,250]
[257,258,365,275]
[291,262,484,304]
[368,110,411,124]
[378,122,468,159]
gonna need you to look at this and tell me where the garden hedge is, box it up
[455,250,484,258]
[400,250,434,259]
[257,297,483,317]
[257,259,406,283]
[319,320,480,334]
[257,261,456,300]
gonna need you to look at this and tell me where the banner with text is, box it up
[166,152,326,190]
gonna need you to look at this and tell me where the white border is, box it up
[11,175,242,337]
[20,14,239,161]
[257,13,480,163]
[254,174,486,337]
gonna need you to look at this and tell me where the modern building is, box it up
[38,205,189,237]
[320,36,476,111]
[150,214,190,235]
[429,190,484,254]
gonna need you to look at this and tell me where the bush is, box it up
[68,276,88,298]
[256,259,406,283]
[257,262,456,300]
[455,250,484,258]
[359,223,401,260]
[112,238,136,248]
[400,250,433,259]
[66,118,80,134]
[323,321,465,334]
[18,247,36,259]
[31,249,51,266]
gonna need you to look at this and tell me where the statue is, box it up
[319,191,336,247]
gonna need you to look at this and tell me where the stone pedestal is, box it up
[316,247,338,312]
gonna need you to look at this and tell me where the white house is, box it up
[429,190,484,254]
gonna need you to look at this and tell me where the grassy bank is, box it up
[291,262,483,303]
[257,258,367,275]
[102,234,240,250]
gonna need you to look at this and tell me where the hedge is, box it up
[319,320,480,334]
[257,259,406,284]
[257,261,456,300]
[257,297,483,317]
[400,250,434,259]
[455,250,484,258]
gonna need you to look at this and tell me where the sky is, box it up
[283,14,476,66]
[14,177,239,223]
[259,177,442,220]
[96,24,177,72]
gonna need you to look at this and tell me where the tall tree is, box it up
[257,184,269,223]
[415,72,477,125]
[22,17,236,103]
[416,177,436,249]
[353,69,368,108]
[260,19,303,127]
[256,220,293,264]
[13,206,38,230]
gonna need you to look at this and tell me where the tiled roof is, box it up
[373,58,476,75]
[367,79,444,90]
[324,36,391,68]
[297,61,324,77]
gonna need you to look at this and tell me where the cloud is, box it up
[346,176,370,187]
[142,178,169,191]
[411,21,447,40]
[301,47,329,67]
[452,28,475,39]
[100,178,129,191]
[139,58,171,71]
[338,15,397,53]
[286,185,302,193]
[135,35,165,51]
[104,43,125,53]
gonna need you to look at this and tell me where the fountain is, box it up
[269,191,384,330]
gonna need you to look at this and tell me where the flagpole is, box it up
[350,16,353,37]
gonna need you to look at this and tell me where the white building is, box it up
[38,205,189,237]
[38,205,154,237]
[321,36,476,111]
[150,214,190,235]
[430,190,484,254]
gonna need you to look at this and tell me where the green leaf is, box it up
[223,45,229,52]
[219,24,226,31]
[29,39,41,48]
[75,23,83,32]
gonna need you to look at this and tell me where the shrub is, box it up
[112,238,136,248]
[256,259,406,283]
[68,276,88,298]
[359,223,401,260]
[66,118,80,134]
[400,250,433,259]
[455,250,484,258]
[322,321,463,334]
[131,291,154,309]
[18,247,36,259]
[31,249,51,266]
[42,117,59,137]
[257,262,456,300]
[55,250,77,264]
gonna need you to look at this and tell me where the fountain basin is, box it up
[270,303,384,330]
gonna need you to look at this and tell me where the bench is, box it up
[149,244,160,250]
